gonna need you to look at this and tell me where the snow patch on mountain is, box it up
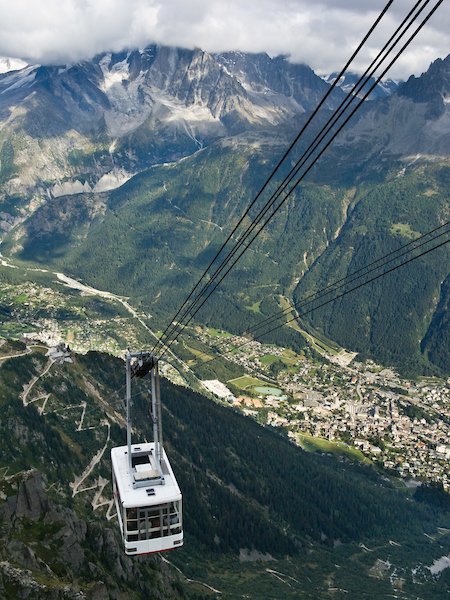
[0,57,28,75]
[428,556,450,575]
[0,66,37,93]
[98,54,131,91]
[93,169,132,192]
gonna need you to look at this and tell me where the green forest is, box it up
[0,342,450,600]
[295,163,450,377]
[2,346,450,598]
[3,133,450,378]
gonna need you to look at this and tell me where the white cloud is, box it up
[0,0,448,79]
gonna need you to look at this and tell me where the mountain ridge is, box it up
[2,50,450,375]
[0,45,346,202]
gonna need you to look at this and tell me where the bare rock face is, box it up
[333,55,450,158]
[0,472,90,595]
[53,508,87,571]
[0,561,88,599]
[0,471,59,532]
[5,539,39,571]
[0,45,347,202]
[0,473,87,574]
[0,471,176,599]
[10,471,56,521]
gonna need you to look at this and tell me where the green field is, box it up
[0,323,37,339]
[206,328,233,338]
[228,375,268,389]
[259,354,281,366]
[245,301,262,313]
[390,222,421,239]
[185,345,213,362]
[297,433,371,463]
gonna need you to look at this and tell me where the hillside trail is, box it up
[91,476,116,520]
[159,555,223,594]
[70,422,111,497]
[21,354,55,407]
[0,346,32,362]
[1,342,51,363]
[6,341,115,518]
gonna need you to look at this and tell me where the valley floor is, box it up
[1,258,450,489]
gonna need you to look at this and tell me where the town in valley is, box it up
[3,274,450,490]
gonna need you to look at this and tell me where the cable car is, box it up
[111,352,183,556]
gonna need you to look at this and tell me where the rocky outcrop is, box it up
[0,470,183,599]
[1,470,57,524]
[0,45,347,202]
[0,472,86,573]
[332,55,450,158]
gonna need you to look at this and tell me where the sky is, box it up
[0,0,449,80]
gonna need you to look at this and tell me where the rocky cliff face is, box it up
[322,71,400,100]
[214,51,343,112]
[330,55,450,160]
[0,46,346,202]
[0,470,180,599]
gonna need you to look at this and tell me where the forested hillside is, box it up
[295,162,450,377]
[7,134,450,376]
[1,343,450,598]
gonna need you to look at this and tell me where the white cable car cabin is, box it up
[111,352,183,556]
[111,442,183,555]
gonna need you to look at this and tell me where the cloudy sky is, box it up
[0,0,448,79]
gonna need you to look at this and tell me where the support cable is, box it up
[153,0,395,353]
[155,0,443,360]
[262,236,450,340]
[199,231,450,366]
[243,221,450,338]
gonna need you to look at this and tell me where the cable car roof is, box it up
[112,442,182,508]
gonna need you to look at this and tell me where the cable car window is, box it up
[122,502,183,542]
[126,508,139,541]
[170,501,182,534]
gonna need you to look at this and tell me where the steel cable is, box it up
[155,0,443,361]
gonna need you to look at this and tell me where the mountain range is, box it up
[0,46,345,201]
[1,48,450,376]
[3,46,450,600]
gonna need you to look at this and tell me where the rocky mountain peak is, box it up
[322,71,401,100]
[397,54,450,102]
[330,53,450,158]
[0,45,351,200]
[215,51,345,110]
[0,56,28,74]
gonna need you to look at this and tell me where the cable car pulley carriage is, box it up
[111,352,183,556]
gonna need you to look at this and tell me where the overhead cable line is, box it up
[242,220,450,338]
[261,236,450,341]
[156,0,439,356]
[151,1,398,358]
[166,0,434,329]
[152,0,395,356]
[197,229,450,366]
[154,0,443,361]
